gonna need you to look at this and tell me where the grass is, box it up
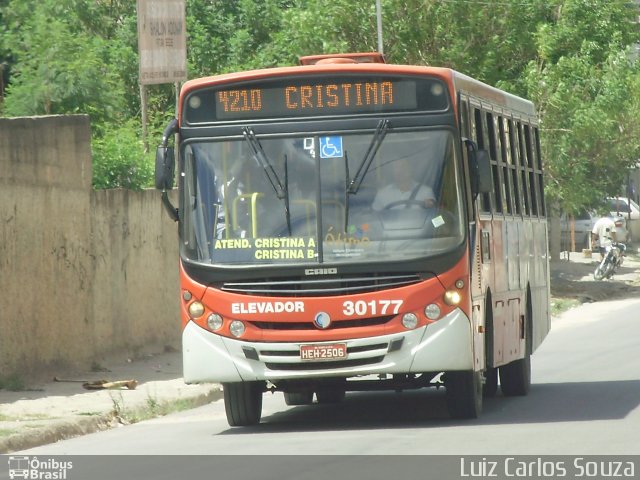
[110,392,211,425]
[0,428,17,438]
[550,297,581,316]
[0,413,56,422]
[0,412,56,439]
[0,374,26,391]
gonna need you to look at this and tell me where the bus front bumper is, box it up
[182,308,475,384]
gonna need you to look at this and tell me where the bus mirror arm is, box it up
[155,118,178,190]
[162,191,179,222]
[156,118,179,222]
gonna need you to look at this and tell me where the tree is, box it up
[1,1,125,123]
[524,0,640,215]
[2,0,640,200]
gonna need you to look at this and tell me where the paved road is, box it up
[14,299,640,458]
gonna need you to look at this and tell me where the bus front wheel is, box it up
[444,370,483,419]
[223,381,264,426]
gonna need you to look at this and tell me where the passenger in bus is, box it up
[371,157,436,211]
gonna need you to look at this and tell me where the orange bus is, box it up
[155,52,550,426]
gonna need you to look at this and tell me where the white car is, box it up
[608,196,640,220]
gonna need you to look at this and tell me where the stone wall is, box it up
[0,115,180,378]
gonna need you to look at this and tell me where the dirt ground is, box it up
[550,248,640,305]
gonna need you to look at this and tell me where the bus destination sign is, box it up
[184,76,449,123]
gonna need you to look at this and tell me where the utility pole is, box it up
[376,0,384,55]
[0,64,4,104]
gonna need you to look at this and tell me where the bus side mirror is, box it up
[475,149,492,194]
[155,146,175,190]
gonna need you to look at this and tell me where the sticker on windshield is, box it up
[319,136,343,159]
[432,215,445,228]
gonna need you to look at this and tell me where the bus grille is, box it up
[265,357,385,371]
[220,273,422,297]
[249,316,393,331]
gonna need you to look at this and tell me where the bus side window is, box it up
[507,118,524,216]
[517,122,531,216]
[524,125,539,216]
[485,110,503,214]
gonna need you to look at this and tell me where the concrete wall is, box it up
[0,115,180,379]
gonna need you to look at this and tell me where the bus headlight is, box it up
[424,304,441,320]
[207,313,223,331]
[444,290,462,306]
[229,320,246,338]
[188,301,205,318]
[401,313,419,330]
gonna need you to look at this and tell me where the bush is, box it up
[92,120,154,190]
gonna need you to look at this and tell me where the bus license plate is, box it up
[300,343,347,362]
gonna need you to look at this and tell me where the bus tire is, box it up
[483,293,498,397]
[444,370,482,419]
[499,355,531,396]
[315,388,346,404]
[499,292,532,396]
[284,391,314,406]
[483,367,498,397]
[223,381,263,426]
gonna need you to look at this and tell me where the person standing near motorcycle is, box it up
[591,214,617,260]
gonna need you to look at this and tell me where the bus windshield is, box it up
[181,129,465,266]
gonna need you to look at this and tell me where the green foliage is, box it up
[92,120,154,190]
[1,1,125,122]
[524,0,640,214]
[0,373,25,391]
[1,0,640,206]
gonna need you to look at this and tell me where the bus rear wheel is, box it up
[223,381,263,426]
[499,355,531,396]
[444,370,483,419]
[500,291,532,396]
[483,367,498,397]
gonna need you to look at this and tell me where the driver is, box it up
[371,158,436,211]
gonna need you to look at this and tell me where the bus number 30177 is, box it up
[342,300,403,316]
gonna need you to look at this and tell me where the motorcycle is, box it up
[593,242,626,280]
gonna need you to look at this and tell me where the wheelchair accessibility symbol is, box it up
[319,136,343,159]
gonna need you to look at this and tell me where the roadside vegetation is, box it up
[1,0,640,214]
[109,391,218,425]
[550,297,581,317]
[0,374,25,392]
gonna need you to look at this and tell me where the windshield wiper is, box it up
[347,119,389,194]
[241,127,291,234]
[242,127,286,199]
[283,153,291,235]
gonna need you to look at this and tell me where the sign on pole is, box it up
[137,0,187,85]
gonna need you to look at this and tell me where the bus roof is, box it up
[180,56,536,121]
